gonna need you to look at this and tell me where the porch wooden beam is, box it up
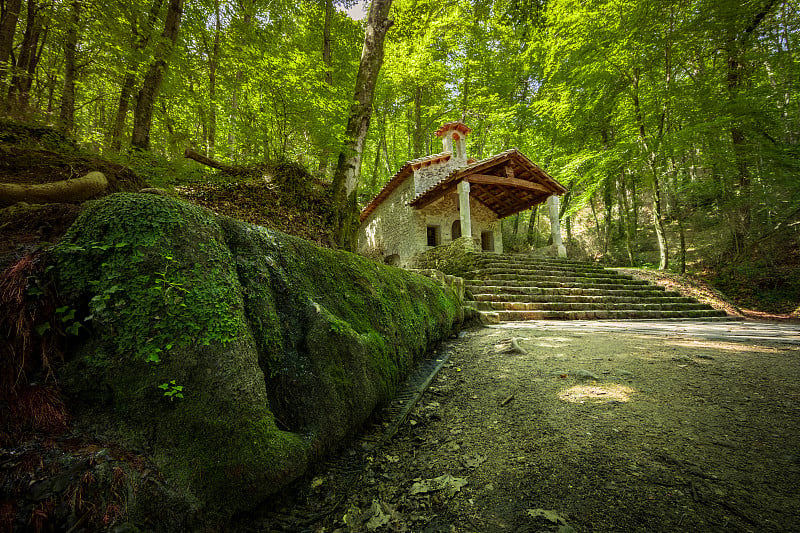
[466,174,551,193]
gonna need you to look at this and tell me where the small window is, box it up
[426,225,440,247]
[481,231,494,252]
[451,219,462,240]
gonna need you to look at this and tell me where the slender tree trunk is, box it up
[0,0,21,98]
[379,101,390,174]
[677,215,686,274]
[369,136,382,189]
[322,0,332,86]
[109,0,164,152]
[330,0,394,250]
[131,0,184,151]
[205,0,220,156]
[631,71,668,269]
[511,213,521,245]
[650,168,669,270]
[110,74,136,151]
[316,0,333,173]
[526,206,537,247]
[589,195,602,252]
[603,178,614,255]
[722,0,777,252]
[412,85,422,158]
[58,0,80,132]
[7,0,43,113]
[618,169,635,266]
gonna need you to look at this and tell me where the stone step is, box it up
[465,285,678,298]
[473,260,609,273]
[489,309,729,321]
[469,300,717,312]
[470,272,649,285]
[471,266,635,280]
[465,279,658,291]
[471,253,594,266]
[471,293,698,305]
[464,253,727,322]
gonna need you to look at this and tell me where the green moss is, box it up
[49,192,462,527]
[53,193,245,365]
[411,236,478,277]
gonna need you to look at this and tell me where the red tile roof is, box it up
[359,152,452,222]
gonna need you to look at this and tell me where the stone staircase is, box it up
[464,253,728,322]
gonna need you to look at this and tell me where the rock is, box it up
[50,193,463,528]
[571,369,600,380]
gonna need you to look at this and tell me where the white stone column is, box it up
[548,195,567,258]
[458,180,472,240]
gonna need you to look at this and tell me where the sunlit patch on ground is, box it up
[559,383,635,404]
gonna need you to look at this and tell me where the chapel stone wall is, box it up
[358,179,427,266]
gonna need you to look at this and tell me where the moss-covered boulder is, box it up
[411,236,478,278]
[51,193,461,526]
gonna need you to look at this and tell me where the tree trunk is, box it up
[511,213,520,244]
[184,148,238,173]
[6,0,43,112]
[131,0,184,151]
[369,137,381,189]
[618,169,635,266]
[677,215,686,274]
[412,85,422,158]
[330,0,394,250]
[206,0,220,156]
[109,0,164,152]
[0,171,107,207]
[602,178,613,255]
[316,0,333,173]
[0,0,21,97]
[631,71,668,270]
[526,206,538,247]
[58,0,80,132]
[322,0,332,86]
[589,195,602,252]
[650,168,669,270]
[723,0,777,252]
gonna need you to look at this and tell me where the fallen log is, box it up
[0,171,108,207]
[184,148,238,173]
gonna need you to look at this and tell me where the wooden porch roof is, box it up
[409,149,567,218]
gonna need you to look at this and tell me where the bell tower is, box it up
[435,121,472,162]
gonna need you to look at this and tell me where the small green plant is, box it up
[158,380,184,400]
[153,255,189,312]
[55,305,82,336]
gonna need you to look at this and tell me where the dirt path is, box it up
[250,320,800,533]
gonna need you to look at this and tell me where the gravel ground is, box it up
[248,319,800,533]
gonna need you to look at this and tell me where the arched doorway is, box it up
[451,219,461,240]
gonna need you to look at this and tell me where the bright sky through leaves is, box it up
[344,1,369,20]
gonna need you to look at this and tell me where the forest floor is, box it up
[248,319,800,533]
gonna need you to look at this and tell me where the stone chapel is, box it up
[357,121,567,267]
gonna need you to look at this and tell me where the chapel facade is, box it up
[357,121,567,267]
